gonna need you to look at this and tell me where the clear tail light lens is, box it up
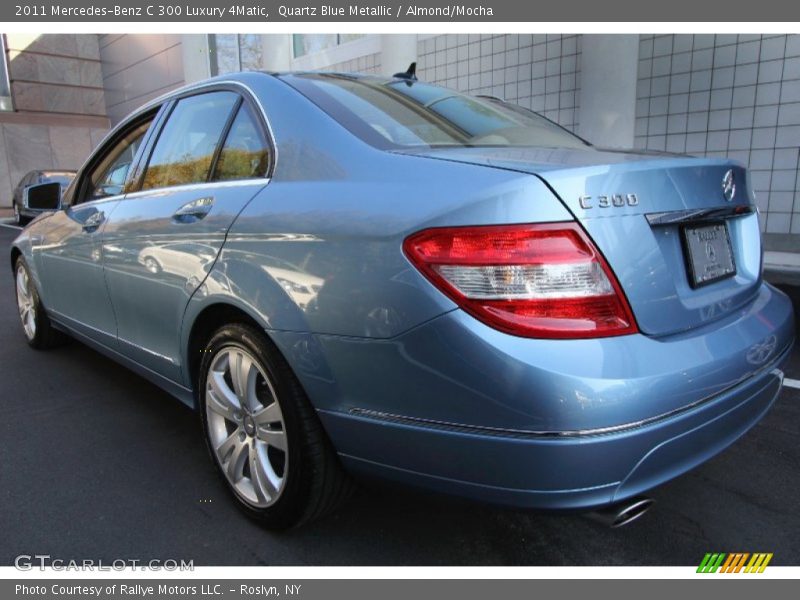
[403,222,638,339]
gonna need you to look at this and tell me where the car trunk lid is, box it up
[398,146,762,337]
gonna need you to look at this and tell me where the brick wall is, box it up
[634,34,800,236]
[99,34,184,125]
[417,34,582,132]
[1,34,110,208]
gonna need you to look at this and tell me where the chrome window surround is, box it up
[124,177,269,200]
[85,77,279,198]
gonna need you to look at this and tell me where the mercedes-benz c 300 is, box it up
[11,70,794,528]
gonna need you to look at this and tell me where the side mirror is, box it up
[24,181,62,211]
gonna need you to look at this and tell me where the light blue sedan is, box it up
[11,70,795,529]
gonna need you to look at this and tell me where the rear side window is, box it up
[141,91,238,190]
[213,103,270,181]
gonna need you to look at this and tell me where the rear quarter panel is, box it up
[180,73,572,386]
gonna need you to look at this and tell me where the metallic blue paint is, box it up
[321,360,785,509]
[11,72,795,511]
[268,282,793,433]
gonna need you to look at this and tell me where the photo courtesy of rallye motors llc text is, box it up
[15,584,301,597]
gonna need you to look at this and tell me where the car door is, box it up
[32,112,160,347]
[101,88,272,382]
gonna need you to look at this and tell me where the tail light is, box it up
[403,222,638,339]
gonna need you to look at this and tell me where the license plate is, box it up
[682,222,736,288]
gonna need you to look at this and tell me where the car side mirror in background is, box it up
[24,181,62,211]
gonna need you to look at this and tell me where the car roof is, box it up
[271,71,395,82]
[142,71,402,110]
[40,171,77,177]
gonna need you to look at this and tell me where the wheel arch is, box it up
[183,301,267,405]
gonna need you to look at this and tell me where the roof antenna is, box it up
[393,62,418,82]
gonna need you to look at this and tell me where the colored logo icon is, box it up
[697,552,773,573]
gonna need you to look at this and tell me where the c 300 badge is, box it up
[578,194,639,209]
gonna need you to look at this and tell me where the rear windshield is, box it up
[281,73,589,150]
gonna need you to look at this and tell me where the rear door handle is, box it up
[82,211,105,232]
[173,197,214,223]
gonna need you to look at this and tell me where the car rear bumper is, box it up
[319,348,788,509]
[299,281,795,510]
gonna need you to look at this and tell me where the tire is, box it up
[142,256,161,274]
[199,322,354,529]
[14,258,67,349]
[12,202,26,226]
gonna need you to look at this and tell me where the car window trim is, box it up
[209,98,274,183]
[233,91,275,179]
[127,97,180,194]
[206,95,244,182]
[123,177,270,201]
[121,101,173,195]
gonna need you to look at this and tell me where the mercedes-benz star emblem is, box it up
[722,169,736,202]
[746,335,777,365]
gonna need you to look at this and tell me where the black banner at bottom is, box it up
[3,579,797,600]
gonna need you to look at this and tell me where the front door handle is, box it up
[173,197,214,223]
[82,211,105,232]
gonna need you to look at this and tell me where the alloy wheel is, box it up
[205,346,288,508]
[16,265,36,340]
[143,257,160,274]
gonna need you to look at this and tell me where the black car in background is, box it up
[11,170,76,225]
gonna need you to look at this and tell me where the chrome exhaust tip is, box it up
[586,497,654,528]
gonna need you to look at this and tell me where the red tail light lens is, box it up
[403,222,638,339]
